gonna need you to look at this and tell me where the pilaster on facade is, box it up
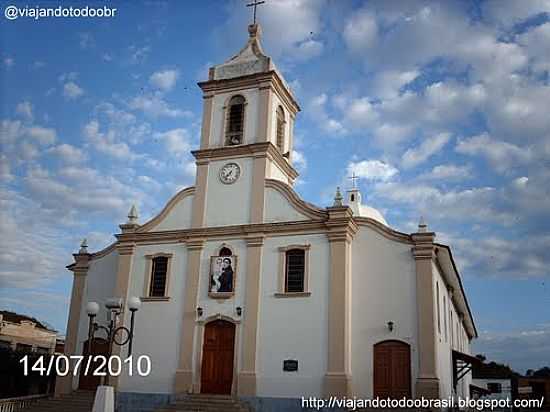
[175,238,205,393]
[324,205,355,397]
[238,235,265,396]
[412,229,440,399]
[55,251,91,397]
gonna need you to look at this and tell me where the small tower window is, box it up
[276,105,285,152]
[226,95,245,146]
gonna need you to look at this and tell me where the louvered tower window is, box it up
[226,95,245,145]
[276,105,285,152]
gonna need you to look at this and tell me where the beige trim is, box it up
[174,239,204,393]
[137,187,195,233]
[238,236,264,396]
[258,85,273,143]
[55,253,90,397]
[266,179,327,220]
[323,206,356,397]
[250,156,267,223]
[192,142,299,181]
[140,296,170,302]
[412,231,440,398]
[143,253,174,298]
[354,217,413,244]
[200,95,214,149]
[277,244,311,295]
[191,163,208,229]
[198,70,300,114]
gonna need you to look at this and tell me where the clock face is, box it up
[219,162,241,184]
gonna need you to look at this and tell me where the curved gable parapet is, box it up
[265,179,327,221]
[90,242,118,260]
[137,186,196,232]
[354,217,413,244]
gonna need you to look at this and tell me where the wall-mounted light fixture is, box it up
[387,321,394,332]
[196,307,203,317]
[236,307,242,317]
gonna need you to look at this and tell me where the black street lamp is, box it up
[86,296,141,384]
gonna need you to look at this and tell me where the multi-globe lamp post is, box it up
[85,296,141,385]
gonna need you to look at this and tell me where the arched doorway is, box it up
[79,338,109,390]
[373,340,411,398]
[200,320,236,394]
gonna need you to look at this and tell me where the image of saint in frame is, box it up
[210,256,235,294]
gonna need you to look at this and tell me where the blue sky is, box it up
[1,0,549,374]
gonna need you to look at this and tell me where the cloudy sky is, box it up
[1,0,549,374]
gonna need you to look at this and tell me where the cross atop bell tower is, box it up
[246,0,265,25]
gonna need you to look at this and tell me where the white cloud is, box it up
[456,133,531,173]
[292,150,307,172]
[63,82,84,99]
[48,144,86,164]
[83,120,139,160]
[128,94,192,118]
[347,160,398,182]
[371,69,420,100]
[517,22,550,74]
[307,94,347,136]
[418,164,473,181]
[149,69,180,92]
[343,9,378,53]
[4,57,14,68]
[26,126,57,145]
[16,101,33,121]
[154,128,191,156]
[401,132,451,169]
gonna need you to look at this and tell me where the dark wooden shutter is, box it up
[276,106,285,151]
[150,257,168,297]
[226,96,245,145]
[285,249,305,293]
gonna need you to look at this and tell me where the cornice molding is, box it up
[354,217,413,244]
[198,70,300,114]
[192,142,299,181]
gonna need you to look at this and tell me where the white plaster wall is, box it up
[205,158,253,227]
[268,161,291,185]
[73,249,118,390]
[351,227,418,398]
[256,234,330,397]
[148,194,193,231]
[118,243,187,393]
[209,89,259,147]
[264,187,309,223]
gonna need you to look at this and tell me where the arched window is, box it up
[219,247,232,256]
[225,95,245,146]
[285,249,305,293]
[149,256,168,297]
[276,105,285,152]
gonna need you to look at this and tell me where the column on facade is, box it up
[238,236,264,396]
[174,239,204,393]
[55,250,90,396]
[412,228,440,398]
[323,205,356,397]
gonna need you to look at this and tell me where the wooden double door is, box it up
[200,320,235,395]
[373,340,411,399]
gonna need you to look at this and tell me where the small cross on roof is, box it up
[246,0,266,25]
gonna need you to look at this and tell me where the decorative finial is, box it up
[418,216,427,233]
[246,0,265,25]
[333,186,343,206]
[79,238,88,254]
[127,204,139,224]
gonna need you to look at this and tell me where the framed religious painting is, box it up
[209,255,237,299]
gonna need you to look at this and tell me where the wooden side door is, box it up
[79,338,109,390]
[200,320,235,395]
[373,340,411,398]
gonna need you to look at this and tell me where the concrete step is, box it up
[155,394,251,412]
[25,391,95,412]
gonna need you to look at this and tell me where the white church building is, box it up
[57,23,478,411]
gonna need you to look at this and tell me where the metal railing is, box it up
[0,394,48,412]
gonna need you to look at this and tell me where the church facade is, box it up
[57,24,477,409]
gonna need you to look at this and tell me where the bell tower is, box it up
[191,24,301,228]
